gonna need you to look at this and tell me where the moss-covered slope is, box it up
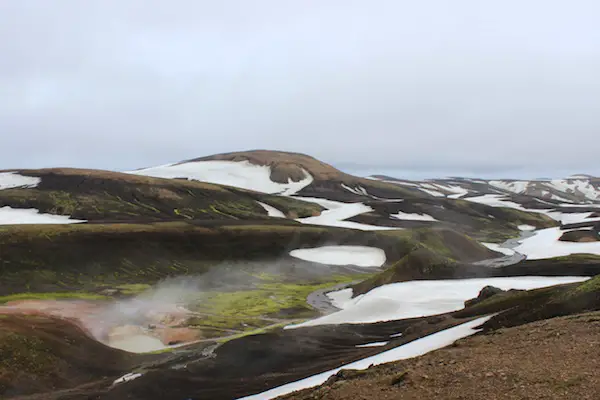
[0,168,322,222]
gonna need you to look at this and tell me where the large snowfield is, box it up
[289,245,386,267]
[238,316,493,400]
[128,160,313,195]
[288,276,588,328]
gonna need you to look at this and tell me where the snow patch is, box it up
[238,316,493,400]
[464,194,525,210]
[518,225,536,231]
[489,180,530,194]
[514,227,600,259]
[294,197,400,231]
[419,188,445,197]
[288,276,588,328]
[0,172,41,190]
[481,243,516,256]
[128,160,313,195]
[341,183,369,196]
[112,372,143,386]
[391,211,437,222]
[356,341,388,348]
[256,202,286,218]
[0,207,86,225]
[289,246,386,267]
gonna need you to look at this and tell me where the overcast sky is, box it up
[1,1,599,178]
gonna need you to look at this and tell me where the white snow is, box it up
[0,172,41,190]
[518,224,536,231]
[294,197,400,231]
[391,211,437,222]
[287,276,588,328]
[559,203,600,208]
[481,243,516,256]
[128,160,313,195]
[545,211,595,225]
[327,288,355,309]
[0,206,85,225]
[289,246,386,267]
[489,180,530,194]
[545,179,600,201]
[419,188,445,197]
[464,194,525,210]
[434,184,469,199]
[356,341,388,348]
[514,227,600,259]
[108,334,167,353]
[112,372,143,386]
[238,316,493,400]
[256,202,286,218]
[341,183,369,197]
[464,195,598,226]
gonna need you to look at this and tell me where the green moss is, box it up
[188,275,363,331]
[561,275,600,299]
[0,292,108,304]
[116,284,152,295]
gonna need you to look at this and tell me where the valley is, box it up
[1,150,600,399]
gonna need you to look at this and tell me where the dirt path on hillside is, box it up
[283,312,600,400]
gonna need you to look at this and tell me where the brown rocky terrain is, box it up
[281,311,600,400]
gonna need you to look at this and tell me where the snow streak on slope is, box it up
[481,243,516,256]
[289,246,386,267]
[0,207,86,225]
[256,202,286,218]
[294,197,400,231]
[489,180,530,194]
[391,211,437,221]
[0,172,41,190]
[238,316,493,400]
[464,194,526,210]
[288,276,588,328]
[128,160,313,195]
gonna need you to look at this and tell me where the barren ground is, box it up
[283,311,600,400]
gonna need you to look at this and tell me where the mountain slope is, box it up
[129,150,417,201]
[0,168,322,223]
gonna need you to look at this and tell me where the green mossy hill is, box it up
[0,168,322,222]
[498,254,600,277]
[0,222,414,296]
[353,247,457,295]
[454,275,600,330]
[0,314,151,397]
[353,228,497,295]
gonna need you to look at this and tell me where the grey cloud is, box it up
[1,1,599,177]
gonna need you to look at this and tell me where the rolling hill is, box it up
[1,150,600,399]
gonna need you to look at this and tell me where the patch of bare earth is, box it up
[283,312,600,400]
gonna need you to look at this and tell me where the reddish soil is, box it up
[283,312,600,400]
[0,300,201,350]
